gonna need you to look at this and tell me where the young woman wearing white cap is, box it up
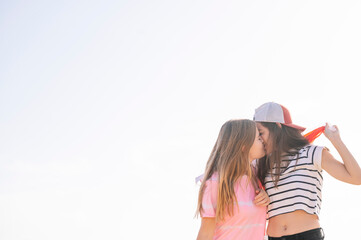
[253,102,361,240]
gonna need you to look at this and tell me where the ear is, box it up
[276,122,282,128]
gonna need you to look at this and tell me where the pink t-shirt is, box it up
[201,173,266,240]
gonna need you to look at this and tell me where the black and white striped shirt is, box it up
[265,145,324,219]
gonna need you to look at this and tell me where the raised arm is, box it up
[321,123,361,185]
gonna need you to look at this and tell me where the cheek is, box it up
[263,134,270,144]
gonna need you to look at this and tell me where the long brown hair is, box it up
[256,122,309,187]
[196,119,257,221]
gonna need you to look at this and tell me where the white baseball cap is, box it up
[253,102,306,132]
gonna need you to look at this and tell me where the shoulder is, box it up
[298,144,325,157]
[285,145,312,159]
[204,173,219,187]
[308,144,327,170]
[286,145,324,170]
[208,173,218,181]
[309,144,328,156]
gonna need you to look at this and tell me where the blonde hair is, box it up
[196,119,257,221]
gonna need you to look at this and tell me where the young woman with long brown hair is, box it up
[254,102,361,240]
[196,119,270,240]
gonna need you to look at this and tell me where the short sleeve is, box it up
[312,145,325,171]
[201,179,218,218]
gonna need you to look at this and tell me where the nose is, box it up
[262,142,266,150]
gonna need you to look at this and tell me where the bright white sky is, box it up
[1,1,361,239]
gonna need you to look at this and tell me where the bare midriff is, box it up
[267,210,320,237]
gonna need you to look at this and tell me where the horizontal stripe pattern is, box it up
[265,145,324,219]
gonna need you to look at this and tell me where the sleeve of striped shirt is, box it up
[201,179,218,218]
[313,145,325,171]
